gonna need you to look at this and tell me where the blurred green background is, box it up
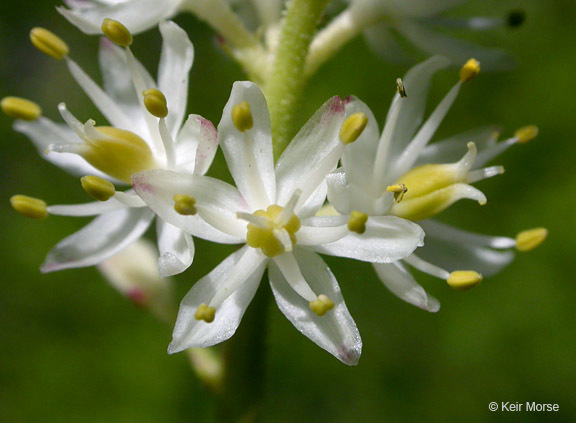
[1,0,575,421]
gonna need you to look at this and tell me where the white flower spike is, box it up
[326,56,546,312]
[6,21,225,277]
[133,82,425,365]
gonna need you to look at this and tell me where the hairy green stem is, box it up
[266,0,331,160]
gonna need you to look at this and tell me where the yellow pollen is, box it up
[245,204,301,258]
[10,195,48,220]
[347,211,368,234]
[515,228,547,252]
[81,175,116,201]
[396,78,407,97]
[1,97,42,121]
[30,27,69,60]
[173,194,197,215]
[386,184,408,203]
[195,304,216,323]
[143,88,168,118]
[309,295,335,316]
[101,18,133,47]
[514,125,539,144]
[231,101,253,132]
[447,271,483,290]
[339,112,368,144]
[459,58,481,82]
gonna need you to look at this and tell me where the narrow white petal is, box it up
[156,219,195,277]
[310,216,425,263]
[269,248,362,366]
[373,262,440,312]
[168,246,266,352]
[158,21,194,138]
[218,81,276,209]
[41,208,154,273]
[132,169,246,243]
[174,115,218,175]
[275,96,346,207]
[326,170,351,215]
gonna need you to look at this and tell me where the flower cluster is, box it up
[4,1,545,366]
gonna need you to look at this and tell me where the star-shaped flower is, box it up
[6,20,228,276]
[133,81,424,364]
[326,56,545,311]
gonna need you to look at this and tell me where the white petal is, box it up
[417,230,515,277]
[297,215,349,245]
[340,96,380,188]
[269,248,362,366]
[174,115,218,175]
[417,125,501,165]
[158,21,194,137]
[132,169,247,243]
[297,180,328,219]
[275,96,346,207]
[168,246,266,351]
[57,0,181,34]
[156,219,195,277]
[218,81,276,209]
[395,20,515,71]
[41,208,154,273]
[310,216,425,263]
[326,170,351,214]
[373,261,440,312]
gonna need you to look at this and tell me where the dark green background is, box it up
[1,1,575,421]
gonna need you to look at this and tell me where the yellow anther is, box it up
[396,78,407,97]
[30,27,69,60]
[347,210,368,234]
[309,295,335,316]
[339,112,368,144]
[81,175,116,201]
[386,184,408,203]
[515,228,547,252]
[142,88,168,118]
[231,101,253,132]
[194,304,216,323]
[1,97,42,121]
[101,18,133,47]
[10,195,48,220]
[173,194,197,215]
[78,126,156,184]
[459,58,481,82]
[514,125,539,144]
[447,271,483,291]
[245,205,301,257]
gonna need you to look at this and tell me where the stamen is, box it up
[404,254,450,280]
[396,78,407,97]
[1,97,42,121]
[386,184,408,203]
[278,189,301,226]
[514,125,538,144]
[347,211,368,234]
[245,205,301,257]
[10,195,48,219]
[447,271,483,290]
[515,228,547,252]
[173,194,197,216]
[231,101,253,132]
[81,175,116,201]
[30,27,69,60]
[459,58,481,82]
[339,112,368,144]
[194,303,216,323]
[309,295,335,316]
[237,211,271,228]
[101,18,133,47]
[466,166,505,184]
[143,88,168,119]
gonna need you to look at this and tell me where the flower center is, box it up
[245,204,301,258]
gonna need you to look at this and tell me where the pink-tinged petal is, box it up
[269,248,362,366]
[174,115,218,175]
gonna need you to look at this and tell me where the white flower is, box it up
[9,21,226,276]
[326,56,545,312]
[132,81,424,365]
[308,0,520,75]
